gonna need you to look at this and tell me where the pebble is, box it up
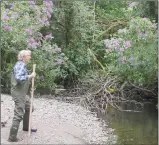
[1,94,117,144]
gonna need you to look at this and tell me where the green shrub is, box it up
[103,17,157,87]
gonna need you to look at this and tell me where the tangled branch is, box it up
[69,76,144,113]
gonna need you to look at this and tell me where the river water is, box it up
[97,102,158,145]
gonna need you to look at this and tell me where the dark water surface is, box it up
[98,103,158,145]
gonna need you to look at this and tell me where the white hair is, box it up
[18,50,31,61]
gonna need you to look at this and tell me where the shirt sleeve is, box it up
[14,62,28,82]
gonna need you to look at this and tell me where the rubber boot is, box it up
[8,120,20,142]
[23,111,29,131]
[23,110,37,132]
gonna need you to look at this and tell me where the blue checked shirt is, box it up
[13,61,29,82]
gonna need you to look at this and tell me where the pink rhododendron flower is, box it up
[116,42,120,46]
[125,41,131,47]
[3,15,9,21]
[45,34,53,39]
[4,26,12,31]
[28,38,35,43]
[26,28,32,35]
[119,47,124,52]
[27,38,37,48]
[28,42,37,48]
[48,1,53,7]
[40,18,50,25]
[44,0,53,8]
[29,0,35,5]
[46,11,51,19]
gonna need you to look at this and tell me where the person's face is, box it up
[24,53,31,64]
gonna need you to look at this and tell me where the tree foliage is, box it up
[1,1,158,94]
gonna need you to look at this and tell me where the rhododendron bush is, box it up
[1,1,70,92]
[103,17,157,86]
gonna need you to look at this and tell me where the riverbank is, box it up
[1,94,117,144]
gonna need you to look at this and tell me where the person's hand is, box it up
[28,72,36,78]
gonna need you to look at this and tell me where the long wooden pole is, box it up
[28,64,36,136]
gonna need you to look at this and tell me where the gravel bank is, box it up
[1,94,117,144]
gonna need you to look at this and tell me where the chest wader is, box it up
[8,73,32,142]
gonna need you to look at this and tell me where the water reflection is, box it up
[98,103,158,145]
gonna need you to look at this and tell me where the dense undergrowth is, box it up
[1,1,158,111]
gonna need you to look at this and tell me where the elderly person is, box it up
[8,50,36,142]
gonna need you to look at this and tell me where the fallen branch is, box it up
[94,21,127,41]
[129,82,157,96]
[74,76,146,113]
[88,48,106,72]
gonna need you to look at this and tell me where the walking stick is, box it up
[28,64,36,136]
